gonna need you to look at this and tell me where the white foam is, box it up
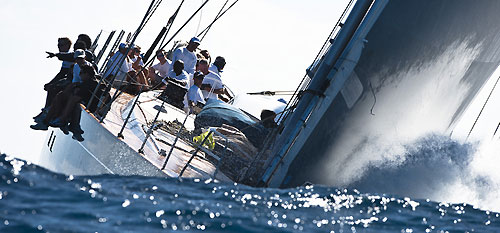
[307,38,500,212]
[316,39,482,186]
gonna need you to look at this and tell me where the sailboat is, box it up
[37,0,500,189]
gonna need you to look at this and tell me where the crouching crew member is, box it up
[33,37,73,123]
[166,60,189,87]
[148,49,172,87]
[196,59,231,102]
[31,65,106,142]
[183,71,206,114]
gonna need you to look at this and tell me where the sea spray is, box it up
[347,135,474,201]
[333,134,500,213]
[315,39,483,186]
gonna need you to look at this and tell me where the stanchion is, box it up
[161,113,190,170]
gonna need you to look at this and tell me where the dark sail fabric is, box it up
[194,99,268,148]
[272,0,500,188]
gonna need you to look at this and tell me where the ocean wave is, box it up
[343,134,500,213]
[0,153,499,232]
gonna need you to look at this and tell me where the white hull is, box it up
[38,90,230,181]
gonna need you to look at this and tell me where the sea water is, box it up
[0,152,499,233]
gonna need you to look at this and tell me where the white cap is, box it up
[74,49,86,59]
[189,37,201,44]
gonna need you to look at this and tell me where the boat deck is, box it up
[102,89,231,181]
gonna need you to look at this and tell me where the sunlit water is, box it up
[0,152,499,233]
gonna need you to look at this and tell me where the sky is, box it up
[0,0,351,162]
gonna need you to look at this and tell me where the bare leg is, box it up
[137,71,149,87]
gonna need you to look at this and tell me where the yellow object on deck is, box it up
[193,131,215,150]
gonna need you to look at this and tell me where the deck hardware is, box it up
[179,131,214,177]
[161,113,190,170]
[118,86,144,139]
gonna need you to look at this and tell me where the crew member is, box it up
[183,71,206,114]
[172,37,200,74]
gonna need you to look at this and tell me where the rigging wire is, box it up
[105,0,159,99]
[199,0,229,41]
[159,0,186,48]
[195,0,204,36]
[99,0,212,116]
[492,121,500,139]
[466,75,500,140]
[89,0,158,110]
[250,0,358,179]
[158,0,210,50]
[90,30,103,52]
[247,91,296,96]
[274,0,355,125]
[145,0,186,64]
[131,0,163,40]
[197,0,238,41]
[141,0,163,32]
[197,0,235,38]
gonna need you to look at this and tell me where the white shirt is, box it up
[165,70,189,88]
[72,60,92,83]
[131,56,145,67]
[152,60,172,78]
[103,52,133,78]
[172,47,197,74]
[167,70,189,81]
[201,71,223,100]
[183,85,205,110]
[209,64,221,76]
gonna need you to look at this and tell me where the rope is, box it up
[135,100,150,125]
[466,75,500,140]
[113,0,159,69]
[98,30,125,74]
[369,82,376,115]
[90,30,102,52]
[84,84,126,126]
